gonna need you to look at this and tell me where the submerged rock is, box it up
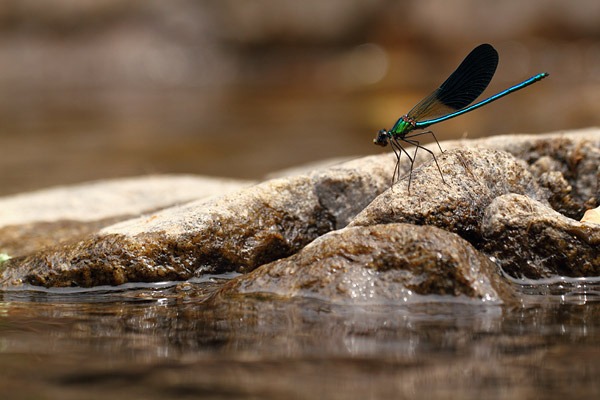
[214,223,515,305]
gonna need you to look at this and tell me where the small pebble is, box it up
[581,208,600,225]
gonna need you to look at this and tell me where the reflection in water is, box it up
[1,276,600,398]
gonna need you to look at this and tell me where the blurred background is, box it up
[0,0,599,196]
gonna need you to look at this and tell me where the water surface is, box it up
[2,273,600,399]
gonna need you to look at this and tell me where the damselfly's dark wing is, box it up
[406,44,499,122]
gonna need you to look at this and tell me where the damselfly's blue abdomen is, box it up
[374,43,548,191]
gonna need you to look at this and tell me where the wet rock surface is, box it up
[1,129,600,297]
[214,223,515,305]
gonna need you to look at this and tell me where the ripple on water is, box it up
[500,268,600,305]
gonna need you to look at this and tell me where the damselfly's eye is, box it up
[373,129,388,147]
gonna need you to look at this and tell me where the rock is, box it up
[443,129,600,217]
[481,194,600,279]
[0,155,394,287]
[0,174,250,227]
[349,147,548,245]
[531,162,581,219]
[3,129,600,290]
[213,223,515,305]
[0,174,252,256]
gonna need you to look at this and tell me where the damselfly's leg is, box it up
[405,130,445,154]
[391,136,415,192]
[402,137,446,185]
[388,137,401,185]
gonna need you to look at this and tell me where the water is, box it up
[1,272,600,399]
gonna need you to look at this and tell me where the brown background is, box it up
[0,0,598,195]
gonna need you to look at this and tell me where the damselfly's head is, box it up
[373,129,389,147]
